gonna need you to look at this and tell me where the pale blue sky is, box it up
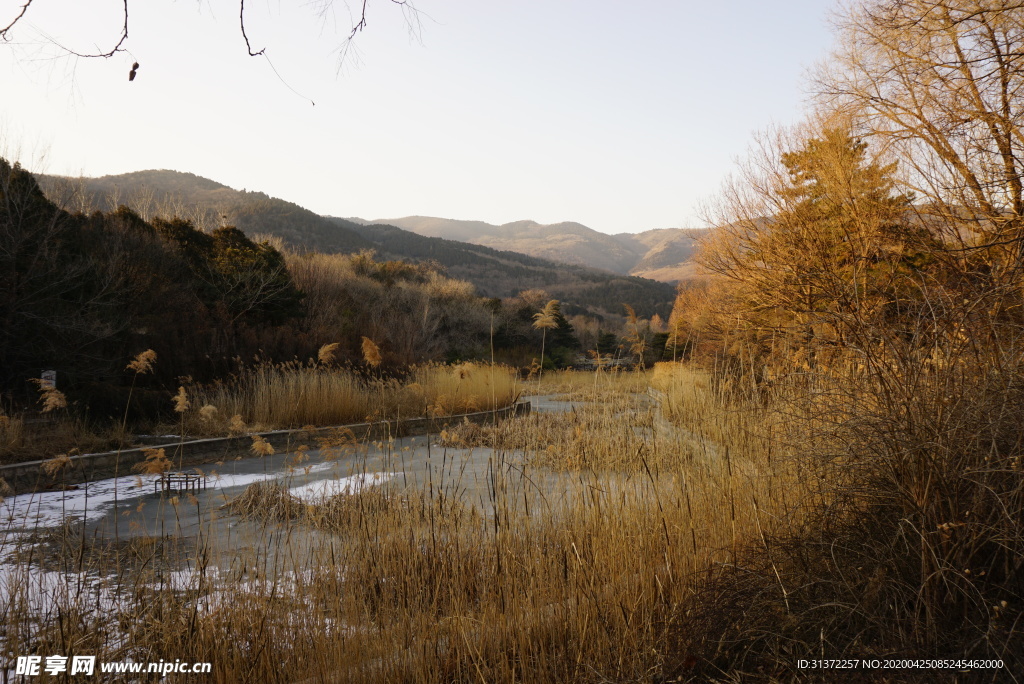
[1,1,835,233]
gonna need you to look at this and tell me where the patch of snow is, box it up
[288,473,393,502]
[0,473,163,531]
[0,458,373,532]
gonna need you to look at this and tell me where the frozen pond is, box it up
[1,397,578,542]
[3,435,548,539]
[523,394,586,414]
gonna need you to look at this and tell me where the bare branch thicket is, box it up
[1,1,418,68]
[818,0,1024,267]
[0,164,157,386]
[0,0,130,58]
[214,258,292,325]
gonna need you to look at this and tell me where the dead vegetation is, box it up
[0,364,813,683]
[184,361,519,434]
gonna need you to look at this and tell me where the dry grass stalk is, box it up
[228,414,246,435]
[361,336,382,367]
[126,349,157,374]
[133,448,171,475]
[250,435,274,457]
[31,379,67,412]
[317,342,340,365]
[40,452,73,477]
[0,413,24,448]
[172,386,190,413]
[198,404,218,423]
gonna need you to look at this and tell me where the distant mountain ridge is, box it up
[37,170,375,255]
[34,170,677,320]
[355,216,704,283]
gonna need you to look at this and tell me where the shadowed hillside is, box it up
[336,220,676,319]
[36,170,374,255]
[34,170,676,320]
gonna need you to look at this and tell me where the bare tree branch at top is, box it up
[240,0,265,57]
[2,0,129,58]
[818,0,1024,266]
[0,0,419,68]
[0,0,33,41]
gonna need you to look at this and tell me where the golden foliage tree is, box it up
[820,0,1024,268]
[698,125,920,363]
[671,5,1024,665]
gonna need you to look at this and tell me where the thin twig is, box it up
[58,0,129,58]
[239,0,265,57]
[0,0,33,40]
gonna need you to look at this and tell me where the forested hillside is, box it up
[343,221,676,319]
[3,163,499,407]
[35,170,676,320]
[4,162,311,409]
[6,159,676,424]
[36,171,374,255]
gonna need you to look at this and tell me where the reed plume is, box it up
[126,349,157,374]
[133,448,171,475]
[361,337,382,368]
[317,342,340,364]
[31,378,67,412]
[41,452,73,477]
[172,386,190,413]
[250,435,274,457]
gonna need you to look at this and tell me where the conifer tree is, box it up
[699,127,916,347]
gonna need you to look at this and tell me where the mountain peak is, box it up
[92,169,231,192]
[367,215,704,281]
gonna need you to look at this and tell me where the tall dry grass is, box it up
[5,360,1017,681]
[665,338,1024,676]
[528,365,650,398]
[0,412,23,450]
[186,361,519,433]
[0,415,130,466]
[434,366,695,470]
[1,367,808,683]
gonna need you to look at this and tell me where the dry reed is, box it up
[4,368,781,683]
[4,362,1013,682]
[185,361,518,433]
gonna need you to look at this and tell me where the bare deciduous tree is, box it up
[818,0,1024,265]
[0,0,420,75]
